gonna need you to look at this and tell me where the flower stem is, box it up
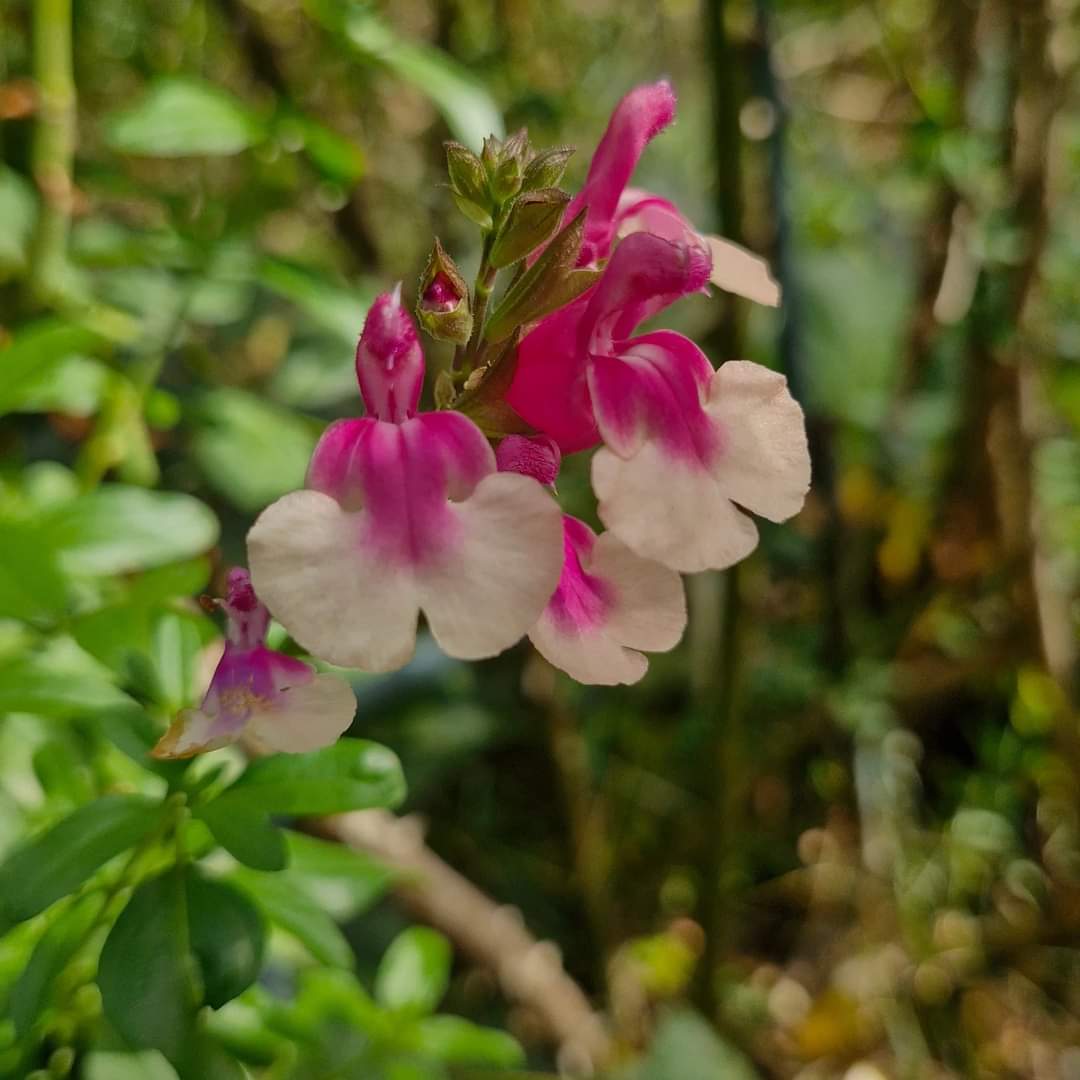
[28,0,76,306]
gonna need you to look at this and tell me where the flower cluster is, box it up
[162,81,810,757]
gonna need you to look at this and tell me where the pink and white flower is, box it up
[153,569,356,759]
[583,235,810,573]
[529,515,686,685]
[247,290,563,673]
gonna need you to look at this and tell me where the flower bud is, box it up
[490,188,571,269]
[495,434,561,487]
[490,151,523,203]
[417,239,473,345]
[522,145,574,191]
[444,141,488,206]
[356,286,424,423]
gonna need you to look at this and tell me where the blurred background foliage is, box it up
[1,0,1079,1077]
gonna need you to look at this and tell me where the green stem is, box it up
[28,0,76,305]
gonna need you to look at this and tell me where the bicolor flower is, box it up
[247,290,563,673]
[529,515,686,685]
[153,569,356,759]
[584,233,811,573]
[507,79,779,453]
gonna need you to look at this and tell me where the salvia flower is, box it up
[153,569,356,759]
[247,289,563,673]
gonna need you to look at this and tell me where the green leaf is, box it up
[149,610,205,711]
[105,78,264,157]
[198,804,288,873]
[0,318,104,416]
[259,257,375,342]
[0,795,160,926]
[375,927,452,1016]
[0,519,69,623]
[11,354,108,417]
[207,740,405,818]
[286,831,394,918]
[192,389,319,512]
[0,638,133,718]
[277,111,366,185]
[0,165,37,277]
[186,872,266,1009]
[82,1051,178,1080]
[12,894,101,1035]
[413,1015,525,1067]
[638,1009,760,1080]
[45,485,219,576]
[229,865,354,969]
[307,3,503,149]
[99,871,195,1062]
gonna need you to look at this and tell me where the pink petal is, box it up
[355,288,425,423]
[505,298,600,454]
[587,330,716,461]
[566,81,677,266]
[529,516,685,685]
[579,233,711,352]
[495,434,561,486]
[704,361,810,521]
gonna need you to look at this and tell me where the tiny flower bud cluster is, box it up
[169,80,810,761]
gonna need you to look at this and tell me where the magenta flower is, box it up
[247,290,563,672]
[530,515,686,685]
[153,569,356,759]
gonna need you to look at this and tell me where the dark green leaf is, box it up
[198,803,288,872]
[374,927,452,1016]
[99,871,195,1061]
[12,894,101,1035]
[186,872,266,1008]
[45,485,219,576]
[0,795,159,925]
[105,78,264,157]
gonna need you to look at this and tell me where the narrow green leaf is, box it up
[0,319,104,416]
[229,866,354,969]
[105,78,264,157]
[99,871,195,1062]
[258,257,375,343]
[186,872,266,1008]
[0,795,159,925]
[375,927,452,1016]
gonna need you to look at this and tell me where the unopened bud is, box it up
[490,188,571,269]
[417,239,473,345]
[356,286,425,423]
[495,434,561,487]
[522,145,574,191]
[444,141,488,206]
[491,154,523,203]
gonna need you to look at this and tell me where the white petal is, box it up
[247,490,421,672]
[418,473,563,660]
[706,361,811,522]
[589,533,686,652]
[705,235,781,307]
[248,672,357,753]
[592,444,759,573]
[531,615,648,686]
